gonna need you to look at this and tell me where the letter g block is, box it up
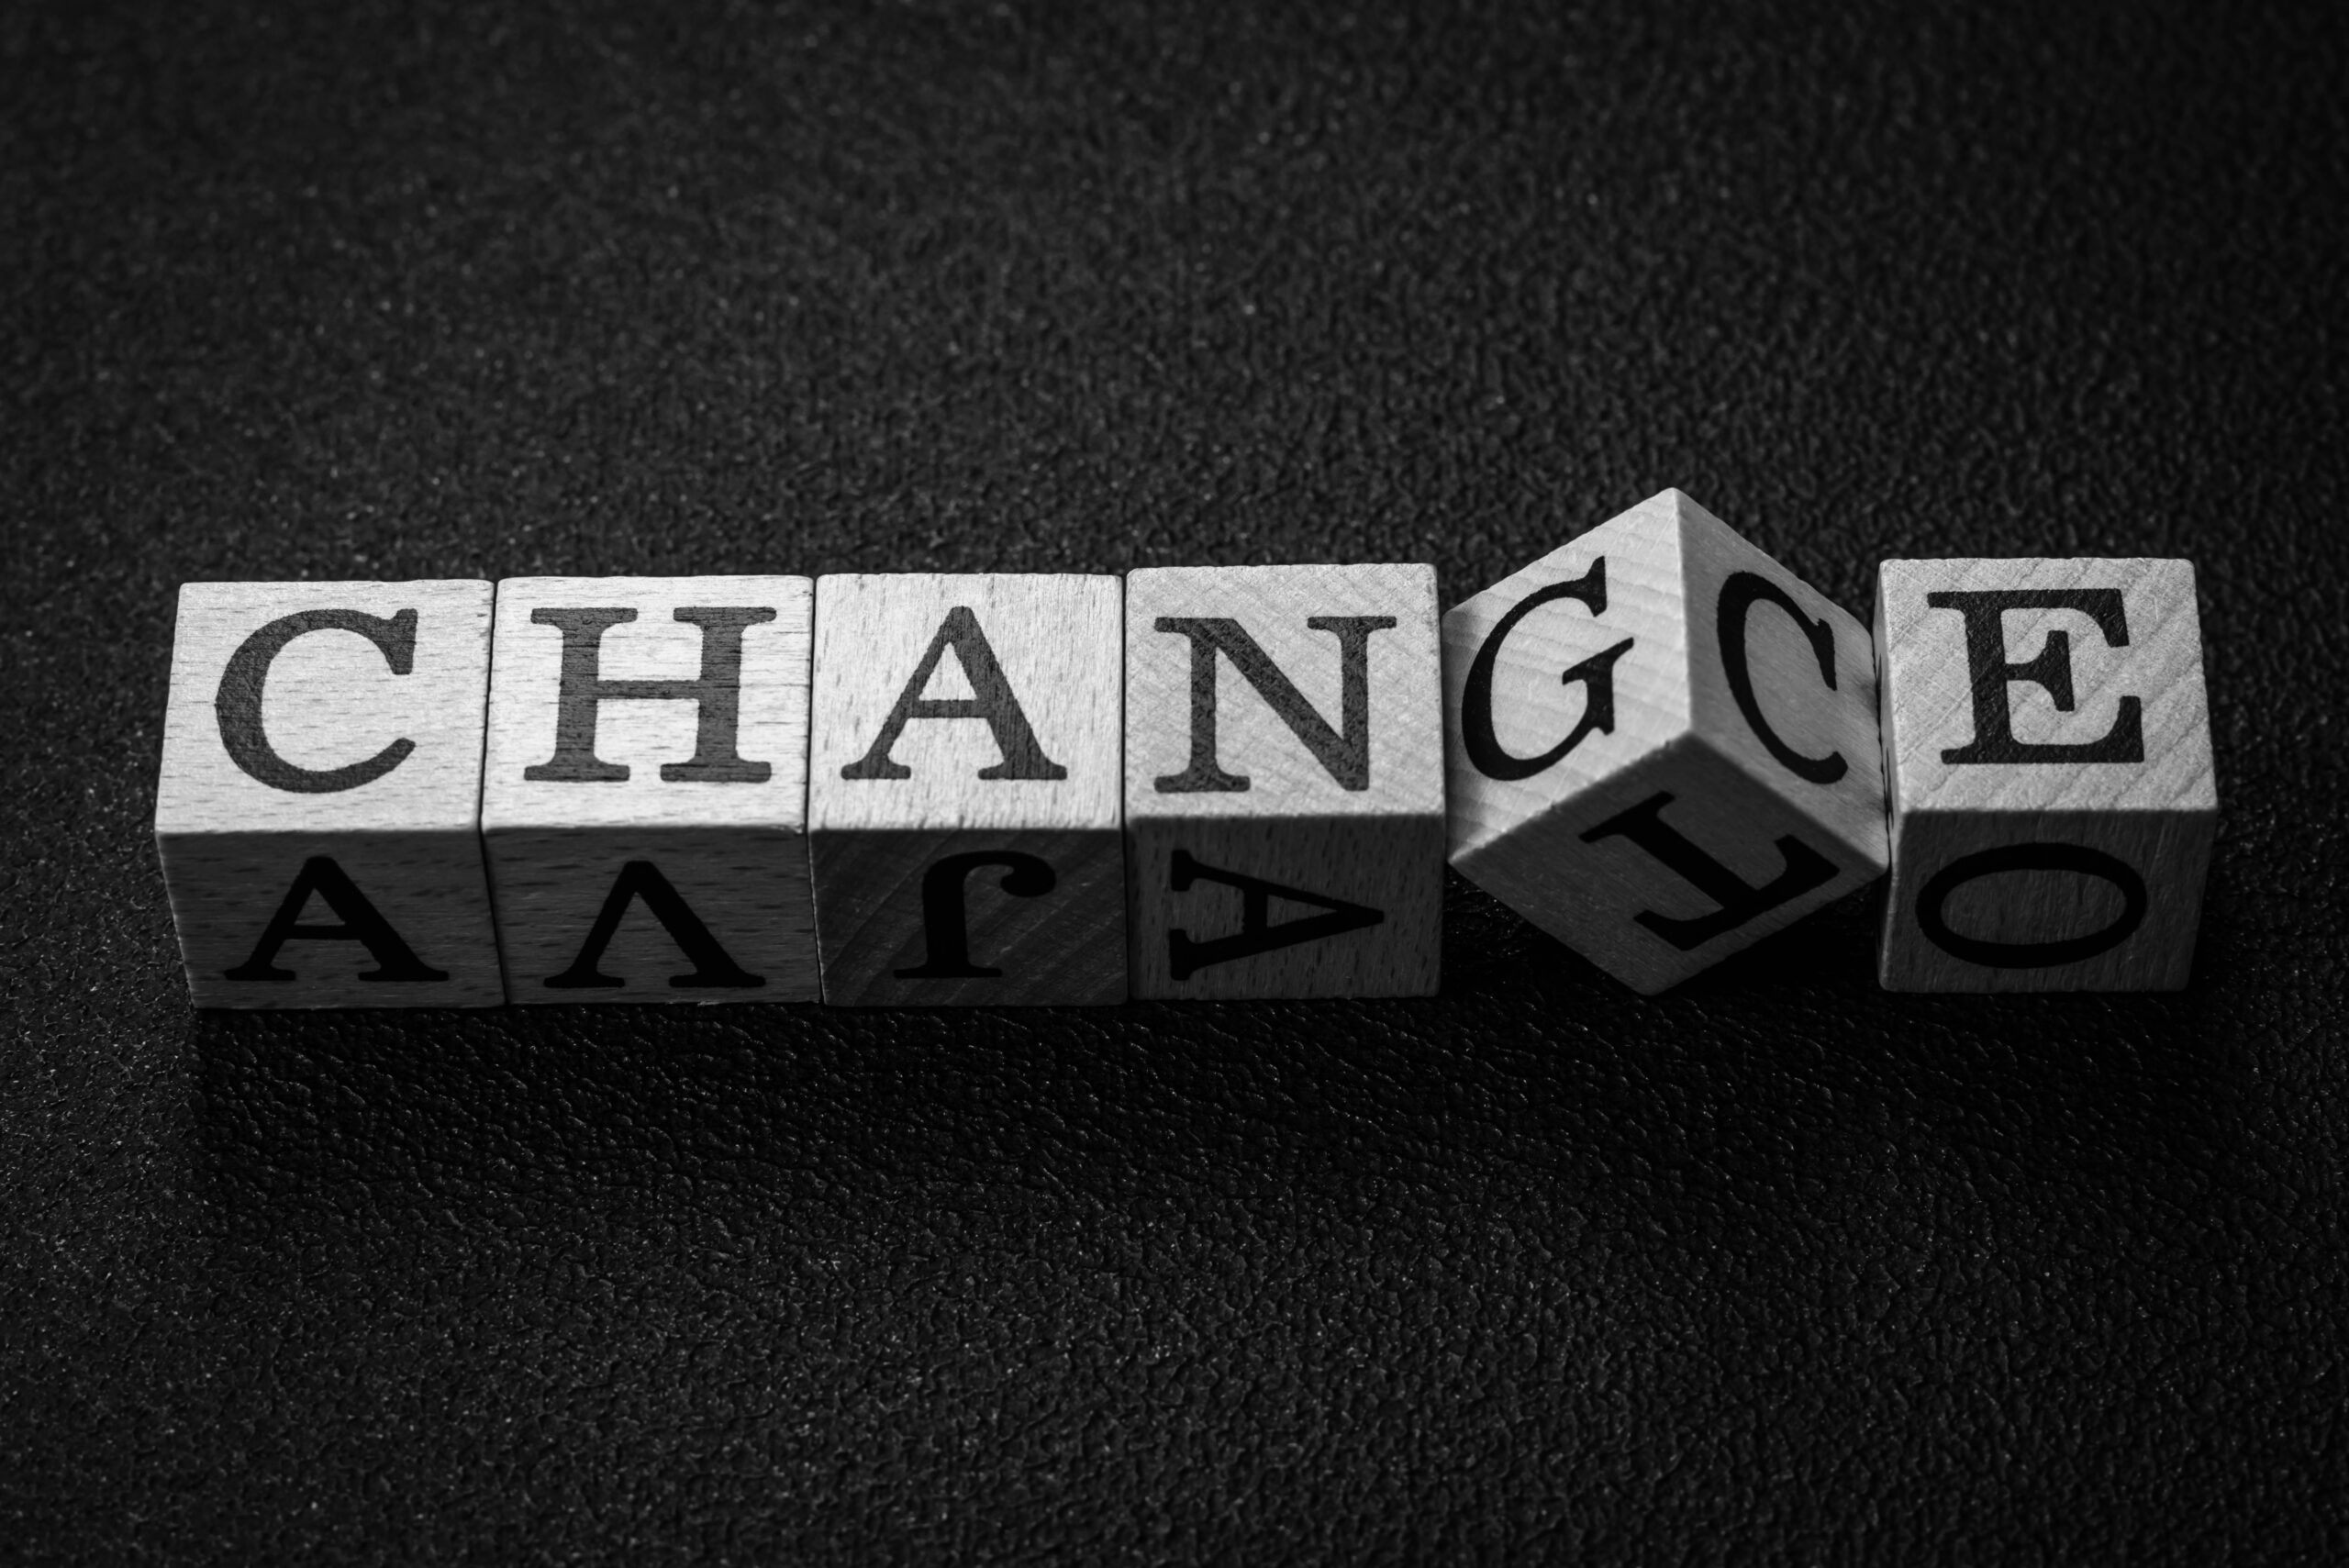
[1876,558,2216,991]
[154,581,504,1007]
[1442,490,1889,995]
[483,576,820,1004]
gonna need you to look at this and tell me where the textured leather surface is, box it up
[6,2,2345,1560]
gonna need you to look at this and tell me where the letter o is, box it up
[1915,843,2147,968]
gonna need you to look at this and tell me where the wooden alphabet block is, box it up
[1876,558,2216,991]
[807,573,1125,1005]
[1124,564,1444,999]
[481,576,820,1004]
[1442,489,1889,994]
[154,581,505,1007]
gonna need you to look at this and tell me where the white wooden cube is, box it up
[482,576,819,1004]
[154,580,505,1008]
[1442,489,1889,995]
[1876,557,2216,991]
[1124,563,1445,999]
[807,573,1126,1006]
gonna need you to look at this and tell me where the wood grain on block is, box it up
[153,580,503,1007]
[1442,489,1888,995]
[482,576,819,1004]
[807,573,1125,1006]
[1124,563,1444,999]
[1876,557,2216,991]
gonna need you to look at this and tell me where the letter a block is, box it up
[1125,564,1444,999]
[482,577,820,1003]
[1876,558,2216,991]
[1442,490,1889,994]
[154,581,505,1007]
[807,573,1125,1005]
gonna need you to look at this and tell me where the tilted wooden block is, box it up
[1124,564,1444,999]
[154,581,505,1008]
[1442,489,1890,995]
[1876,558,2216,991]
[481,576,819,1004]
[807,573,1126,1006]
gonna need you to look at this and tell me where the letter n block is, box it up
[482,576,819,1003]
[807,573,1125,1005]
[153,581,504,1007]
[1442,490,1888,994]
[1876,558,2216,991]
[1125,564,1444,999]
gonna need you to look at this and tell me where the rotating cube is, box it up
[1442,489,1889,994]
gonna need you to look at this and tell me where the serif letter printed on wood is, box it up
[482,576,820,1003]
[1124,563,1445,999]
[808,573,1126,1005]
[1876,558,2216,991]
[154,580,505,1007]
[1442,490,1889,994]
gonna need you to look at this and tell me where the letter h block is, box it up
[1125,564,1445,999]
[1876,558,2216,990]
[1442,490,1889,994]
[482,577,820,1003]
[807,573,1126,1005]
[153,581,505,1007]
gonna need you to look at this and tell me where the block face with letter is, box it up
[153,580,504,1008]
[482,576,819,1004]
[1442,489,1889,995]
[1876,558,2216,991]
[1125,563,1444,1000]
[807,573,1126,1006]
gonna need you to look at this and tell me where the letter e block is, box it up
[1442,490,1889,994]
[154,581,504,1007]
[1125,564,1444,999]
[483,576,819,1003]
[808,573,1125,1005]
[1876,558,2216,991]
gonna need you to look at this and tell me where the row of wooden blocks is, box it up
[154,490,2217,1007]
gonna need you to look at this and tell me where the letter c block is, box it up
[1441,489,1890,995]
[153,580,505,1007]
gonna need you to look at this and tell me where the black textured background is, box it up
[6,1,2346,1561]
